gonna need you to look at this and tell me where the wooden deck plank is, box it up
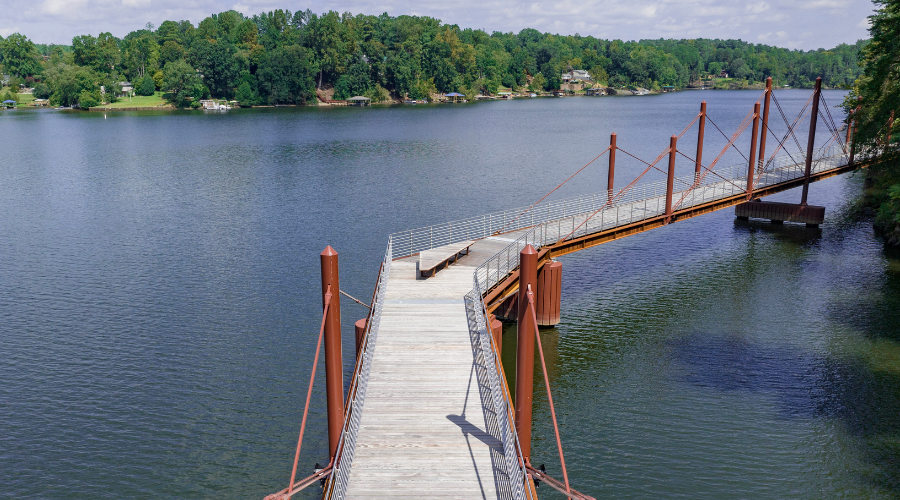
[344,241,514,500]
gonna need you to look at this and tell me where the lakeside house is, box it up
[2,99,18,108]
[561,69,591,83]
[117,82,133,98]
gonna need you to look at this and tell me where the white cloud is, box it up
[746,2,770,13]
[0,27,21,37]
[1,0,874,50]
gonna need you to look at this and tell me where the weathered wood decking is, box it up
[343,237,524,499]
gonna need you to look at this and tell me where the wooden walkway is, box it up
[343,237,524,499]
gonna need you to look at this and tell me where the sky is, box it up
[1,0,875,50]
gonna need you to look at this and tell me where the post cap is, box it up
[321,245,338,257]
[521,244,537,255]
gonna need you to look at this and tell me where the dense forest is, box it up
[0,9,868,108]
[844,0,900,246]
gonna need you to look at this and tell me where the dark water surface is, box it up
[2,91,898,499]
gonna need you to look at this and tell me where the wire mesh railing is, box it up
[325,237,392,500]
[325,143,848,498]
[466,280,534,500]
[472,145,848,295]
[390,145,846,260]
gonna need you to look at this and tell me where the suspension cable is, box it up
[340,289,371,309]
[287,286,331,495]
[526,285,570,495]
[706,114,750,163]
[494,146,611,235]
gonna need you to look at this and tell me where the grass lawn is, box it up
[96,92,168,108]
[16,93,36,105]
[1,87,36,106]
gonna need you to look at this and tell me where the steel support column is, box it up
[515,244,538,463]
[354,318,367,359]
[757,77,772,173]
[801,77,822,205]
[746,102,761,199]
[608,133,616,203]
[665,135,677,219]
[320,246,344,460]
[695,101,706,179]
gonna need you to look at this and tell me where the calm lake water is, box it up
[2,91,898,499]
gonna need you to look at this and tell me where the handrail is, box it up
[390,146,845,261]
[319,143,850,499]
[470,145,847,297]
[323,237,392,499]
[468,279,535,500]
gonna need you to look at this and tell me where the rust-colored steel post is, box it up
[665,135,677,219]
[801,77,822,205]
[320,246,344,460]
[536,261,562,326]
[489,314,503,353]
[515,244,538,463]
[695,101,706,178]
[354,318,367,358]
[746,102,761,199]
[758,78,772,173]
[608,133,617,203]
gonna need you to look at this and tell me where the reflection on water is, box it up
[2,92,899,499]
[522,175,900,499]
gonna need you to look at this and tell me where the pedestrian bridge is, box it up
[266,78,864,500]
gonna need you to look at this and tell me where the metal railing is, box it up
[390,145,846,260]
[325,237,392,499]
[472,145,848,295]
[466,281,534,500]
[326,144,848,499]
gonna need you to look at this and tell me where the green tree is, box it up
[0,33,41,77]
[333,56,372,98]
[844,0,900,240]
[190,39,239,97]
[257,44,318,104]
[235,80,259,105]
[43,63,100,106]
[162,59,201,107]
[529,73,545,92]
[138,74,156,95]
[78,90,100,108]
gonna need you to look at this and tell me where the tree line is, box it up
[0,9,868,108]
[844,0,900,246]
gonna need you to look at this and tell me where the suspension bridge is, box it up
[265,77,865,500]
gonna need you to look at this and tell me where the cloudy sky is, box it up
[3,0,874,50]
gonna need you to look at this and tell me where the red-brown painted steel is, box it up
[746,102,761,199]
[758,78,772,172]
[536,261,562,326]
[608,133,617,203]
[354,318,367,359]
[665,135,677,219]
[695,101,706,177]
[801,77,822,205]
[489,314,503,353]
[320,246,344,460]
[287,286,331,496]
[515,244,538,463]
[526,285,570,495]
